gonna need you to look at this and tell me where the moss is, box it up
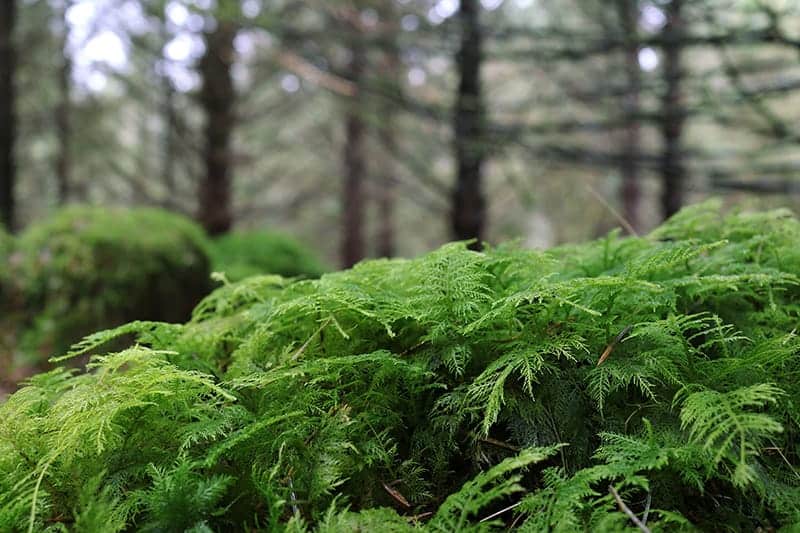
[210,229,327,281]
[2,202,800,531]
[2,206,213,364]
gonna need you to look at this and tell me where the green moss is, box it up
[210,229,327,281]
[2,206,213,363]
[2,201,800,531]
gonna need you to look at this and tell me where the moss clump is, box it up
[210,229,326,281]
[2,200,800,531]
[1,206,212,364]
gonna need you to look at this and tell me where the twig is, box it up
[585,184,639,236]
[764,443,800,481]
[276,51,357,97]
[290,317,332,361]
[382,481,411,509]
[406,511,434,523]
[642,491,651,525]
[479,500,523,523]
[509,511,524,529]
[598,325,633,366]
[479,436,522,452]
[609,485,651,533]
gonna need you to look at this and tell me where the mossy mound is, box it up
[210,229,327,281]
[0,206,213,364]
[2,201,800,531]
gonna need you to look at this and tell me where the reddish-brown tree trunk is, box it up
[0,0,17,231]
[376,27,400,259]
[617,0,641,233]
[660,0,686,219]
[452,0,486,247]
[197,17,237,235]
[341,39,366,268]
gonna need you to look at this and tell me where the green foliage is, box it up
[0,206,212,365]
[0,227,10,258]
[209,230,327,281]
[2,201,800,531]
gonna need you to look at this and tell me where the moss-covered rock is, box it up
[1,206,213,364]
[210,229,326,281]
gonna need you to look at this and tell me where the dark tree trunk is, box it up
[376,109,396,259]
[617,0,641,233]
[197,17,237,235]
[660,0,686,219]
[0,0,16,231]
[55,1,72,205]
[452,0,486,247]
[341,39,366,268]
[376,18,400,259]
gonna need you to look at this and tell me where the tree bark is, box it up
[55,1,72,205]
[376,107,397,259]
[341,37,366,268]
[452,0,486,247]
[197,16,237,235]
[0,0,17,231]
[617,0,641,233]
[376,12,400,259]
[161,74,177,207]
[160,13,177,208]
[660,0,686,219]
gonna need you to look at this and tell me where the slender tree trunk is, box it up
[660,0,686,219]
[161,75,177,207]
[452,0,486,247]
[376,23,400,258]
[55,1,72,205]
[376,109,397,259]
[197,17,237,235]
[0,0,17,231]
[617,0,641,233]
[341,38,366,268]
[160,15,177,208]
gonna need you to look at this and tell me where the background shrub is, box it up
[209,229,327,281]
[0,206,213,367]
[2,201,800,531]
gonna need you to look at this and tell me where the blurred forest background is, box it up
[1,0,800,267]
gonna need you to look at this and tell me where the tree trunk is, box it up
[160,13,177,208]
[452,0,486,247]
[376,16,400,259]
[197,17,237,235]
[660,0,686,219]
[617,0,641,233]
[0,0,17,232]
[341,38,366,268]
[161,75,177,207]
[55,1,72,205]
[376,107,397,259]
